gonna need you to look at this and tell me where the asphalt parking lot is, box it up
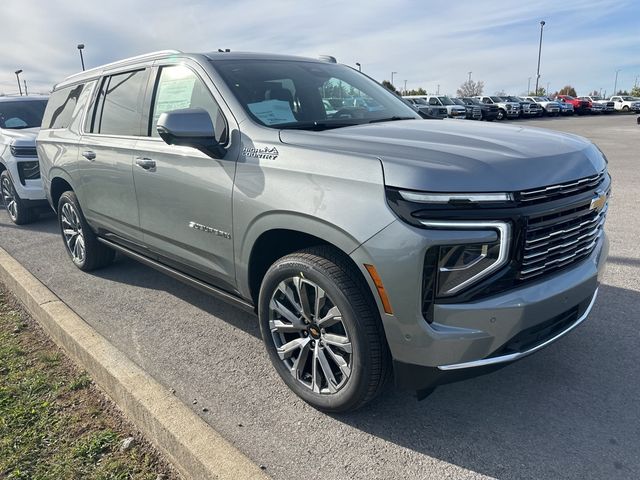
[1,114,638,480]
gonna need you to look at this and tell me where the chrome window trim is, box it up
[438,288,598,370]
[419,220,511,295]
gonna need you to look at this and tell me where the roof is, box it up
[55,50,334,89]
[0,95,48,102]
[204,51,326,63]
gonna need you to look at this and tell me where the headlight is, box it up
[421,220,511,296]
[399,191,513,204]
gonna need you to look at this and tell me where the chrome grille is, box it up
[519,170,607,204]
[520,201,607,280]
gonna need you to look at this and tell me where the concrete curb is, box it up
[0,246,269,480]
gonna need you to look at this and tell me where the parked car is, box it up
[524,96,561,116]
[558,101,575,116]
[555,95,591,115]
[451,98,482,120]
[501,96,541,118]
[421,95,467,118]
[38,50,610,411]
[609,95,640,112]
[459,97,499,121]
[475,96,520,120]
[0,95,49,224]
[402,97,448,119]
[580,96,615,113]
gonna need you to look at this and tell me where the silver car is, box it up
[37,51,609,411]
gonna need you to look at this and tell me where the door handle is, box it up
[135,157,156,170]
[82,150,96,161]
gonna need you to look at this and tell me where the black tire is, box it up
[57,191,114,271]
[1,170,37,225]
[258,246,390,412]
[622,105,630,112]
[496,109,506,120]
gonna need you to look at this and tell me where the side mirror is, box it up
[157,108,226,158]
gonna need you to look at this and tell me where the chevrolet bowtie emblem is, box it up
[590,191,607,212]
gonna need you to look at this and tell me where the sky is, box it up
[1,0,639,97]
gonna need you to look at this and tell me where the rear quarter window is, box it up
[41,84,86,129]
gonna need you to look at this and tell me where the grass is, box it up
[0,287,177,480]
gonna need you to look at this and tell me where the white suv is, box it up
[0,95,49,224]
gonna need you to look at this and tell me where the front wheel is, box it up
[1,170,37,225]
[258,246,390,412]
[496,109,506,120]
[58,191,114,271]
[622,105,630,112]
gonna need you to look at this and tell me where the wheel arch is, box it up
[49,170,75,212]
[240,215,370,306]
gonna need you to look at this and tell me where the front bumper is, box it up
[1,157,46,201]
[351,219,608,391]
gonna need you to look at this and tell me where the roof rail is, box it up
[63,49,182,82]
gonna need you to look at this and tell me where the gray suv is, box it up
[37,51,610,412]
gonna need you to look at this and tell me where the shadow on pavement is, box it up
[332,283,639,479]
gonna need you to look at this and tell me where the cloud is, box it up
[1,0,638,96]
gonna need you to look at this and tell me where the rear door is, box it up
[78,68,150,245]
[132,60,238,290]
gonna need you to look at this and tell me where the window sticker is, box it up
[247,100,296,125]
[155,77,196,114]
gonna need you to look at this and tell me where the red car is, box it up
[555,95,591,115]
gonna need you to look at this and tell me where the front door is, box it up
[132,63,237,290]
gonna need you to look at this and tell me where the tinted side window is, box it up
[42,84,85,129]
[150,65,227,143]
[95,69,147,136]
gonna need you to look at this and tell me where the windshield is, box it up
[411,98,428,105]
[502,96,519,102]
[622,96,635,101]
[463,97,481,105]
[212,60,419,129]
[490,96,504,103]
[0,100,47,129]
[451,98,465,106]
[561,95,575,100]
[591,97,602,101]
[437,96,455,105]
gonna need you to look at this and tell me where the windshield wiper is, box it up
[368,116,417,124]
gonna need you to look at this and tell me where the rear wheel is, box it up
[258,246,390,412]
[58,191,114,271]
[1,170,37,225]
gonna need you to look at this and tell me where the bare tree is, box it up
[456,79,484,97]
[494,89,507,96]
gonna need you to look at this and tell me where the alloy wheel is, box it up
[269,276,352,394]
[1,176,18,221]
[61,202,86,264]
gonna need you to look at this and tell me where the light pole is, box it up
[437,84,440,95]
[527,77,532,94]
[613,69,621,95]
[546,82,550,95]
[355,62,361,72]
[391,71,397,87]
[468,71,472,82]
[15,70,23,96]
[403,79,407,94]
[77,44,85,71]
[535,20,546,94]
[23,80,28,96]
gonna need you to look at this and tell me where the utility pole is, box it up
[546,82,550,95]
[77,44,86,71]
[23,80,28,96]
[613,69,621,95]
[527,77,531,94]
[391,71,397,87]
[535,20,546,94]
[15,70,23,96]
[437,84,440,95]
[403,79,407,94]
[468,71,472,82]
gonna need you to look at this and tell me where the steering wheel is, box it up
[332,107,369,120]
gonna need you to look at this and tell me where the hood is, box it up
[279,120,606,192]
[0,127,39,147]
